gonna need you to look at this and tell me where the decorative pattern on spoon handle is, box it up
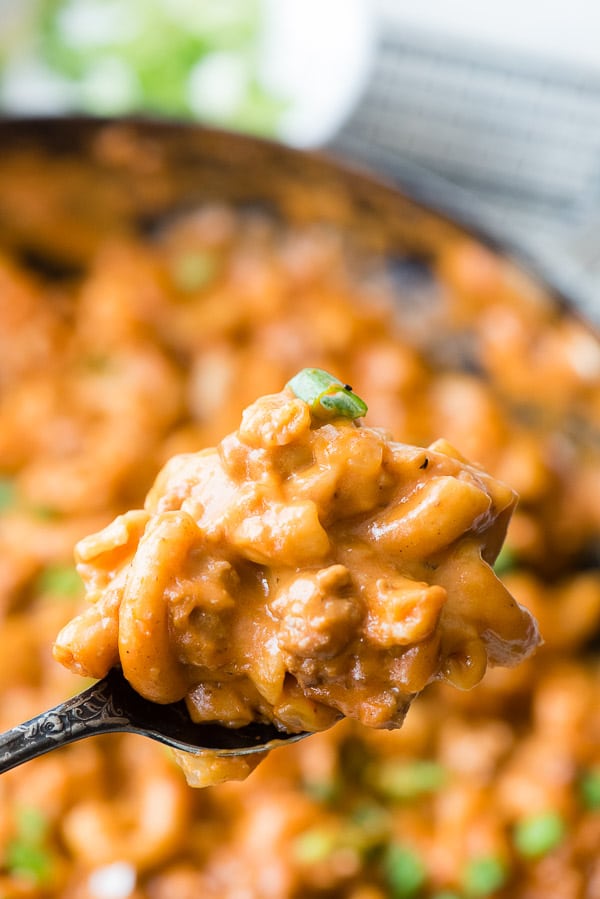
[0,677,129,774]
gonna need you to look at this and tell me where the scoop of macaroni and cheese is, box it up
[54,371,539,785]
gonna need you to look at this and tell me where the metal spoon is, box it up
[0,668,307,775]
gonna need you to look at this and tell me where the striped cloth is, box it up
[329,24,600,322]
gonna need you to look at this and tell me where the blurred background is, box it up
[1,0,599,321]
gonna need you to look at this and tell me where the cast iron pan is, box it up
[0,115,578,319]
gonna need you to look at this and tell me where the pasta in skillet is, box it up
[54,369,538,785]
[0,181,597,896]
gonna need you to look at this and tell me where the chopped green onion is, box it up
[6,842,53,884]
[431,892,463,899]
[493,544,517,576]
[36,564,82,598]
[0,478,63,519]
[172,251,217,291]
[294,813,389,866]
[351,802,389,830]
[31,504,62,521]
[462,855,507,896]
[287,368,367,421]
[373,759,448,801]
[6,806,52,885]
[348,803,391,851]
[383,844,427,898]
[302,778,340,804]
[293,827,337,864]
[580,768,600,810]
[15,807,48,844]
[0,476,17,512]
[513,811,566,858]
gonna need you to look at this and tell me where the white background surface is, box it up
[376,0,600,72]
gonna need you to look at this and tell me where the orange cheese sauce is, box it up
[54,385,538,785]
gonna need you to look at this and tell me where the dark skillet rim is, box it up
[0,112,595,333]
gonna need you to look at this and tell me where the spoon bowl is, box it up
[0,668,308,775]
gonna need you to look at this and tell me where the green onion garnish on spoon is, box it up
[287,368,367,421]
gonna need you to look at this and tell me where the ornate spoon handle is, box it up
[0,676,129,774]
[0,668,307,774]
